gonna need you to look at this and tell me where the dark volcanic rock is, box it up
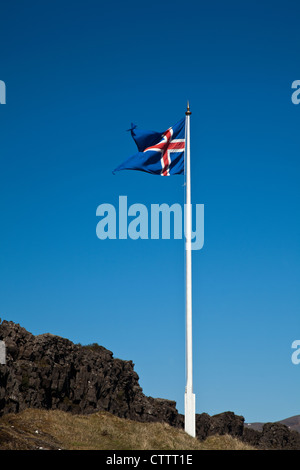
[195,411,244,442]
[259,422,300,450]
[0,320,181,426]
[196,413,211,440]
[210,411,244,437]
[241,421,300,450]
[2,320,300,449]
[242,426,262,447]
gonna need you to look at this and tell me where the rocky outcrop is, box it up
[210,411,245,437]
[196,411,245,441]
[0,320,181,426]
[243,422,300,450]
[1,319,300,449]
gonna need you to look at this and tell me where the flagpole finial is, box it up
[186,101,191,115]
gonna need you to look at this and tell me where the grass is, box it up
[0,408,255,450]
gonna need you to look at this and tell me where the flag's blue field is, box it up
[0,0,299,424]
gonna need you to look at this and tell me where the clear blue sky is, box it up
[1,0,300,424]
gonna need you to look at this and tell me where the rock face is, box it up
[0,320,181,426]
[243,422,300,450]
[196,411,244,441]
[1,319,300,449]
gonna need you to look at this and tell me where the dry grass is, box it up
[0,408,255,450]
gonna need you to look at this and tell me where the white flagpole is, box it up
[184,101,196,437]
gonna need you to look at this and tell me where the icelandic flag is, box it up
[113,118,185,176]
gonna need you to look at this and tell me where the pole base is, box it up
[184,392,196,437]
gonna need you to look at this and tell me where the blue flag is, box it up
[113,118,185,176]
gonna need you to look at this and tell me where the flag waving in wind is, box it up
[113,118,185,176]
